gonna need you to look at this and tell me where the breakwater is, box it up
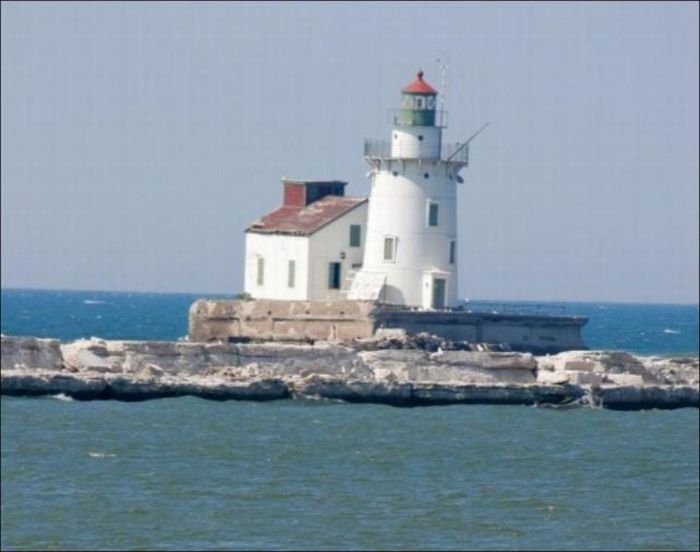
[189,299,588,355]
[1,335,697,409]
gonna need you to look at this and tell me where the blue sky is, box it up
[1,1,698,303]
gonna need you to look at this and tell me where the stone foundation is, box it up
[189,299,588,354]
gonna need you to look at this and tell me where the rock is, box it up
[603,373,645,386]
[537,370,571,385]
[1,370,109,398]
[0,336,697,409]
[538,351,659,383]
[1,336,63,372]
[374,328,408,340]
[292,375,413,404]
[641,356,699,385]
[597,385,700,410]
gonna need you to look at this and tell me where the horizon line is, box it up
[1,286,698,308]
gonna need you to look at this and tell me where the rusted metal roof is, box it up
[402,70,437,95]
[246,195,367,236]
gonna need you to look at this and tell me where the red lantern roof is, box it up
[402,70,437,95]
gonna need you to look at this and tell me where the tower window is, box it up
[392,171,399,177]
[415,96,426,110]
[328,262,341,290]
[383,236,397,262]
[418,135,424,141]
[428,202,439,227]
[424,173,430,179]
[257,257,265,286]
[288,260,295,288]
[349,225,361,247]
[449,241,456,264]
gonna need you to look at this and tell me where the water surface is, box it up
[2,397,698,550]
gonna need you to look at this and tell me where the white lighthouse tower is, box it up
[357,71,469,309]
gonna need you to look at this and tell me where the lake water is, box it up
[1,289,698,550]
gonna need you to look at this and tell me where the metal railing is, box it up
[460,301,568,316]
[363,140,469,164]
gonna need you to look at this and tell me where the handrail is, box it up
[363,140,469,163]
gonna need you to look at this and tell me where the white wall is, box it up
[391,125,441,159]
[243,201,368,301]
[308,202,368,300]
[362,157,460,308]
[244,233,310,300]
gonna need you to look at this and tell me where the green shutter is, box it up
[257,257,264,286]
[383,237,394,261]
[429,203,439,226]
[350,225,361,247]
[288,260,295,288]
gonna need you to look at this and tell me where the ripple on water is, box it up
[1,397,698,551]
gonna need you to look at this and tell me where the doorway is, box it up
[432,278,446,309]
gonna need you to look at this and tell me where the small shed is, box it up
[244,179,368,301]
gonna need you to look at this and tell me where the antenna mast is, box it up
[436,57,449,113]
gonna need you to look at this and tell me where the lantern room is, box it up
[399,70,438,126]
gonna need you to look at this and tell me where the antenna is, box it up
[445,122,490,162]
[463,122,490,146]
[436,57,449,112]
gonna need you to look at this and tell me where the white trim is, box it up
[426,200,440,227]
[383,235,398,263]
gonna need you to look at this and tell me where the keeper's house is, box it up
[244,179,368,301]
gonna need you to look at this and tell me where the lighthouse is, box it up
[357,71,469,309]
[193,70,588,350]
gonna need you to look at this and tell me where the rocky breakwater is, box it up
[1,335,697,409]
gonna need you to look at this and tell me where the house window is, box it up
[383,236,397,262]
[256,257,265,286]
[349,225,361,247]
[328,262,341,289]
[449,241,456,264]
[428,202,439,227]
[288,260,295,288]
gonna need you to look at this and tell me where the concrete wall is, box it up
[189,299,588,354]
[189,299,377,343]
[375,310,588,354]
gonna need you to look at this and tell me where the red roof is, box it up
[246,195,367,236]
[402,70,437,94]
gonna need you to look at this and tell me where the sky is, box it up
[1,1,698,303]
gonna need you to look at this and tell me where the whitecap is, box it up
[83,300,105,305]
[89,452,116,458]
[50,393,74,402]
[663,328,680,335]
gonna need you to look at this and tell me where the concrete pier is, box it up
[188,299,588,354]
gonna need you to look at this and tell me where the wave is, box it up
[83,300,106,305]
[50,393,74,401]
[663,329,681,335]
[88,452,116,458]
